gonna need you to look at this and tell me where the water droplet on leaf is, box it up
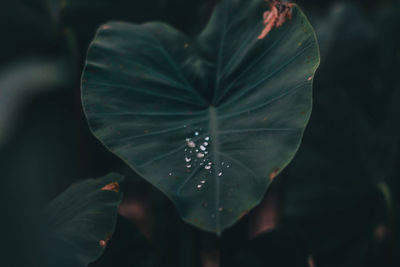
[187,140,196,148]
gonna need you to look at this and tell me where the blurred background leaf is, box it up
[42,173,124,267]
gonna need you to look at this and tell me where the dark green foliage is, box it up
[1,0,399,266]
[81,0,319,233]
[42,173,124,267]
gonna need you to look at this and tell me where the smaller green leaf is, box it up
[42,173,124,267]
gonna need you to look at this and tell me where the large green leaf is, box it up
[82,0,320,233]
[42,173,124,267]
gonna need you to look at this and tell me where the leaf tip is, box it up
[269,168,280,181]
[101,182,120,192]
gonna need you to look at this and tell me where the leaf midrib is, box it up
[208,105,221,232]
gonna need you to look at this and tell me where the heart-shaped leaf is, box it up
[42,173,124,267]
[82,0,319,233]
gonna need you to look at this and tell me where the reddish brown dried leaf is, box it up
[258,1,294,39]
[101,182,120,192]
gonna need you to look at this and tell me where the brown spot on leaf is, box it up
[99,233,113,248]
[102,25,111,30]
[307,76,313,81]
[101,182,120,192]
[269,168,280,181]
[184,43,189,48]
[258,1,294,39]
[99,240,107,248]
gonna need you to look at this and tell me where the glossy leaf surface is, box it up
[82,0,319,233]
[42,173,124,267]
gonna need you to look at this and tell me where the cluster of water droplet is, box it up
[184,131,211,173]
[169,130,231,195]
[185,131,230,191]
